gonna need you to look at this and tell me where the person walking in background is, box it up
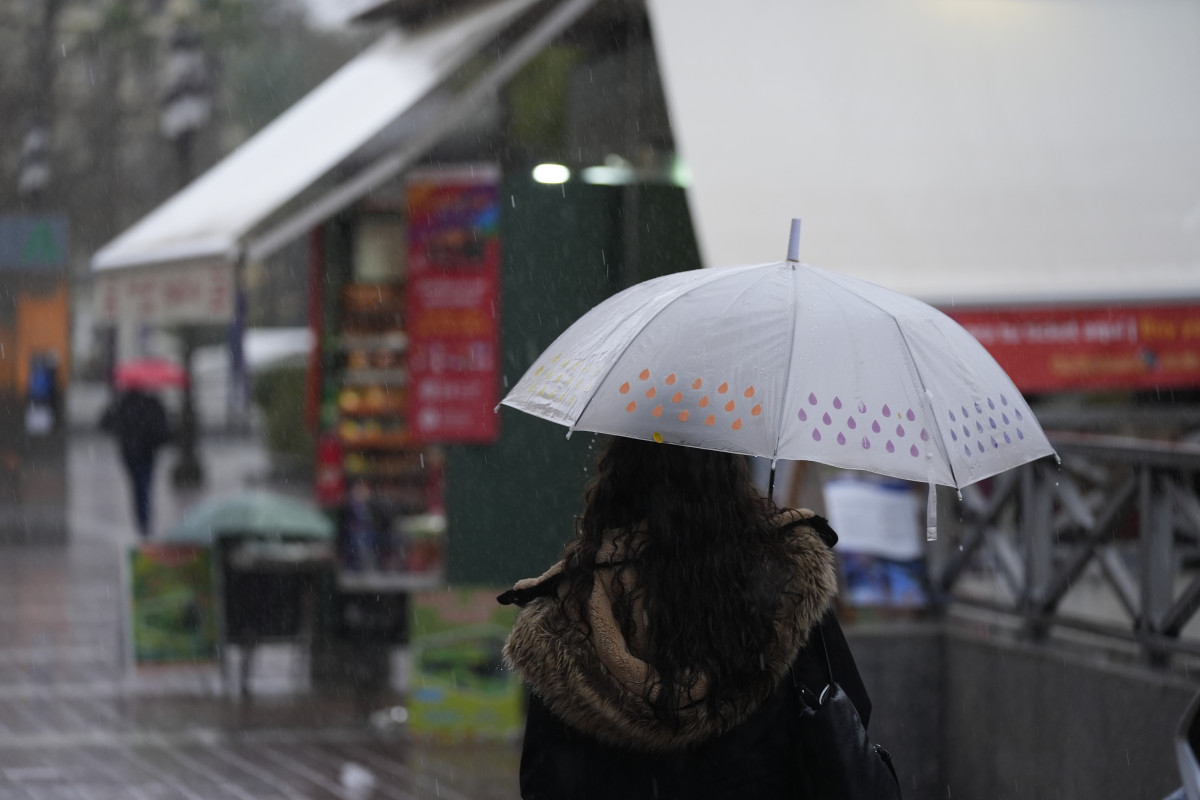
[101,387,173,537]
[499,436,875,799]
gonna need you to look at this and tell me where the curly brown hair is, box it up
[556,436,795,729]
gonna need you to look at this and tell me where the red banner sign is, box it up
[945,304,1200,393]
[405,167,501,444]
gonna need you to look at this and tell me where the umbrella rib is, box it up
[567,266,759,432]
[771,263,801,466]
[883,308,963,489]
[807,267,962,488]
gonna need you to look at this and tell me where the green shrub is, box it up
[251,364,314,468]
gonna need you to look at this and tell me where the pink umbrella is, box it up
[114,358,187,390]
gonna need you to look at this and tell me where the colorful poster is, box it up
[946,304,1200,393]
[128,544,218,664]
[408,589,523,740]
[405,165,501,444]
[823,477,928,609]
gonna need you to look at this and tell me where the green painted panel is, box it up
[446,176,699,585]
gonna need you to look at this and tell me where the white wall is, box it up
[648,0,1200,305]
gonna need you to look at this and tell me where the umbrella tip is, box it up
[787,219,802,262]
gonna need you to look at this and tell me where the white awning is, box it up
[647,0,1200,306]
[92,0,539,274]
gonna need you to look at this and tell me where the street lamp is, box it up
[17,116,50,207]
[160,22,211,488]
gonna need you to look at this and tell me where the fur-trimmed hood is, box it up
[502,508,837,752]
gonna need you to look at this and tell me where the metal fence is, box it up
[932,431,1200,667]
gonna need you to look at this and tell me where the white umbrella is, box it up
[500,220,1056,537]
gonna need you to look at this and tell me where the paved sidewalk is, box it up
[0,433,521,800]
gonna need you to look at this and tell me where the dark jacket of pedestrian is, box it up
[500,437,871,800]
[101,389,173,463]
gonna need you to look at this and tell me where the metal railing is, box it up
[932,431,1200,667]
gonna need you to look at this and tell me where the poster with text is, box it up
[947,304,1200,393]
[408,588,522,741]
[128,544,218,665]
[406,166,501,444]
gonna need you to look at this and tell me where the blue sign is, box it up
[0,216,68,271]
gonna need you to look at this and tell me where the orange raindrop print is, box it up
[671,392,683,403]
[678,410,690,422]
[751,404,762,416]
[718,382,729,394]
[691,378,703,390]
[639,369,650,380]
[724,400,735,412]
[732,418,743,431]
[744,386,755,398]
[619,382,630,394]
[646,387,657,399]
[652,405,663,417]
[626,401,637,413]
[705,414,716,426]
[665,373,677,385]
[699,396,710,408]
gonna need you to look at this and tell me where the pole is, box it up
[170,131,205,487]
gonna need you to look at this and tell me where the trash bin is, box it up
[164,491,335,695]
[219,537,333,642]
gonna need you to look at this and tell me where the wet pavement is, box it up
[0,432,521,800]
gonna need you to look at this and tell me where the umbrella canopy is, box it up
[114,358,187,391]
[164,491,334,544]
[501,221,1055,494]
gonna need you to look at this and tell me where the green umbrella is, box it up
[164,491,334,543]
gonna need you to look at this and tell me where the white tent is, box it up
[647,0,1200,306]
[92,0,599,325]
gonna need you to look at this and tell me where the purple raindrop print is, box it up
[976,421,984,434]
[1017,429,1025,440]
[847,417,857,430]
[1015,409,1024,421]
[989,418,997,429]
[951,430,958,442]
[910,444,920,457]
[833,396,843,409]
[812,429,822,442]
[822,412,832,425]
[808,393,819,406]
[1001,394,1009,406]
[962,425,970,438]
[976,441,985,454]
[1002,413,1010,425]
[798,408,808,422]
[906,409,916,421]
[882,404,891,417]
[1004,432,1012,444]
[975,402,983,413]
[963,445,971,457]
[920,428,930,441]
[988,398,996,410]
[886,441,895,453]
[862,437,871,449]
[962,406,969,419]
[871,420,881,433]
[857,400,867,414]
[990,437,999,449]
[896,424,906,437]
[837,432,846,445]
[949,410,957,422]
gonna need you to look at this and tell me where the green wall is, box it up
[445,175,699,585]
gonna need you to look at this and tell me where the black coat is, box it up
[502,511,870,800]
[101,390,172,464]
[516,611,869,800]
